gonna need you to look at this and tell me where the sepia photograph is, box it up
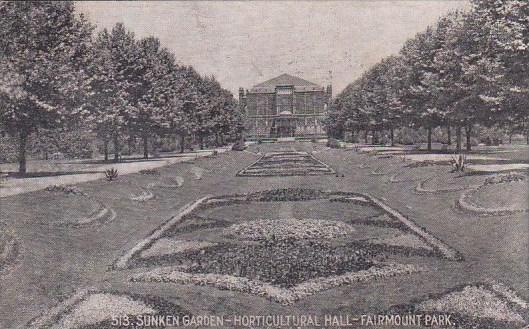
[0,1,528,328]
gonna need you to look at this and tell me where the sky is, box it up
[76,1,470,96]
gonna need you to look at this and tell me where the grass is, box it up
[1,142,528,328]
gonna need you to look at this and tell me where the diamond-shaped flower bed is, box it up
[237,151,335,176]
[388,282,529,328]
[119,188,462,304]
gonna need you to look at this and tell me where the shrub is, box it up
[326,138,342,149]
[231,141,246,151]
[105,168,119,181]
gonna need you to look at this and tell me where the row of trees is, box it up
[327,0,529,151]
[0,1,242,173]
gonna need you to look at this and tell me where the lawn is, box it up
[1,142,527,329]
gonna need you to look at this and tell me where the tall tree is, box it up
[0,1,93,173]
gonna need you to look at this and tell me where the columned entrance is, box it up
[271,111,296,137]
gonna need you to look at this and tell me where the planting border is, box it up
[131,263,423,305]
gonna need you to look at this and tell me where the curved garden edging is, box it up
[456,184,528,217]
[44,185,117,228]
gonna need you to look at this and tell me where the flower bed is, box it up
[180,239,379,288]
[246,188,329,202]
[45,184,85,196]
[415,173,488,194]
[131,263,423,305]
[457,173,528,216]
[390,283,529,329]
[28,290,190,329]
[226,218,355,241]
[237,151,335,177]
[121,188,461,302]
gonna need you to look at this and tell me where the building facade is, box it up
[239,74,331,139]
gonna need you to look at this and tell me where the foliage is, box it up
[326,138,342,149]
[0,2,243,172]
[0,1,94,172]
[327,1,529,148]
[105,168,119,181]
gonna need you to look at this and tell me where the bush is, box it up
[231,141,246,151]
[326,138,342,149]
[395,127,419,145]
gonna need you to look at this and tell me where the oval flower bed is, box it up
[225,218,355,241]
[457,173,528,215]
[416,173,489,194]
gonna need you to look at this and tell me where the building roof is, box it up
[254,74,320,88]
[249,74,324,93]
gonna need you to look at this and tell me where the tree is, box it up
[0,1,93,173]
[86,23,138,162]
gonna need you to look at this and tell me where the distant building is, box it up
[239,74,331,139]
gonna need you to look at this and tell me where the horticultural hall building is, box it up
[239,74,331,139]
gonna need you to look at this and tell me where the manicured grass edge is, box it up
[112,196,211,270]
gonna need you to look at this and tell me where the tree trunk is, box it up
[180,134,185,153]
[390,127,394,146]
[199,134,204,150]
[427,126,432,151]
[103,138,109,161]
[456,125,462,153]
[18,130,28,174]
[143,134,149,159]
[465,122,472,151]
[364,130,369,143]
[447,122,451,145]
[113,133,120,162]
[128,134,134,155]
[372,129,379,145]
